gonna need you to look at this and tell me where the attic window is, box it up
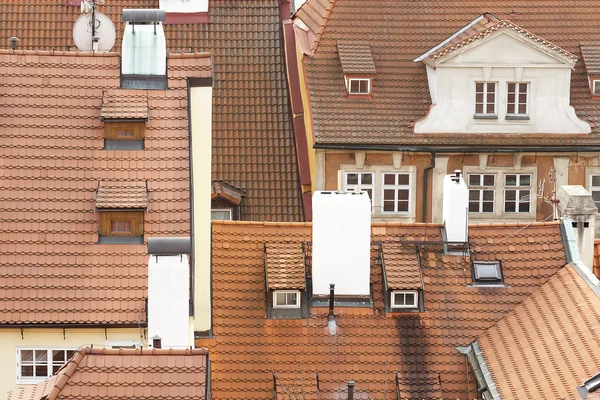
[104,122,145,150]
[273,291,301,308]
[348,78,370,95]
[473,261,503,284]
[390,290,418,309]
[337,41,376,97]
[96,183,148,244]
[594,80,600,96]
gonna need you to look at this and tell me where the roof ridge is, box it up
[0,49,120,57]
[293,0,337,54]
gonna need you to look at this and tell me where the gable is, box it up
[440,30,574,67]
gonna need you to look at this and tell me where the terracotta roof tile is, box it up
[266,243,305,289]
[197,220,567,399]
[100,90,149,121]
[211,181,242,206]
[582,43,600,76]
[0,51,210,325]
[0,0,302,221]
[336,41,376,75]
[96,182,148,209]
[7,347,209,400]
[593,239,600,279]
[381,243,422,290]
[293,0,335,53]
[294,2,600,145]
[477,265,600,399]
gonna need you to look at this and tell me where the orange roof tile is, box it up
[266,243,306,289]
[336,41,376,75]
[0,0,302,221]
[294,2,600,145]
[96,182,148,209]
[381,243,422,290]
[594,239,600,279]
[477,264,600,399]
[582,44,600,77]
[100,90,149,121]
[197,220,568,399]
[0,51,210,325]
[7,347,209,400]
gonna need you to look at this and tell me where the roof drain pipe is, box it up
[327,283,337,335]
[347,381,355,400]
[422,152,436,223]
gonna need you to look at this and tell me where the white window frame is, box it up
[506,82,529,116]
[474,81,497,116]
[273,290,301,309]
[16,347,78,384]
[503,174,533,214]
[106,340,142,349]
[211,208,232,221]
[344,171,374,212]
[593,80,600,96]
[463,167,536,221]
[347,78,371,95]
[586,168,600,215]
[467,173,496,213]
[381,172,411,214]
[390,290,419,309]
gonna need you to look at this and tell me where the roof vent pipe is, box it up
[152,335,162,349]
[347,381,355,400]
[328,283,335,317]
[10,37,18,51]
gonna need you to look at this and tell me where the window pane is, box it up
[346,173,358,185]
[486,93,495,103]
[475,103,483,113]
[21,350,33,362]
[350,80,359,93]
[520,84,528,94]
[286,292,297,305]
[468,175,480,186]
[592,191,600,201]
[383,174,395,185]
[505,175,517,186]
[518,104,527,114]
[518,93,527,103]
[482,190,494,201]
[507,103,515,114]
[483,175,495,186]
[115,129,134,138]
[211,210,231,220]
[507,93,516,103]
[519,175,531,186]
[476,82,483,92]
[505,190,516,201]
[469,202,480,213]
[397,174,409,185]
[361,173,372,185]
[35,350,47,362]
[519,200,530,213]
[53,350,65,363]
[595,81,600,95]
[592,175,600,187]
[53,365,62,374]
[111,220,132,233]
[486,103,495,114]
[383,201,395,212]
[21,366,34,377]
[397,189,409,201]
[383,189,394,200]
[475,93,483,103]
[487,83,495,93]
[397,201,409,212]
[482,202,494,213]
[359,80,369,93]
[364,189,373,200]
[508,83,516,92]
[36,365,48,377]
[405,293,415,305]
[469,190,480,201]
[275,292,285,305]
[505,201,516,212]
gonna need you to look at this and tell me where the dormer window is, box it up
[264,243,307,319]
[506,82,529,119]
[593,80,600,96]
[474,82,497,118]
[273,291,301,308]
[337,41,376,98]
[95,183,148,244]
[100,91,149,150]
[390,290,418,309]
[348,78,370,95]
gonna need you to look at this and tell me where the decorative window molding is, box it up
[390,290,418,309]
[474,82,497,117]
[273,290,301,309]
[464,167,536,220]
[381,172,411,214]
[17,348,77,383]
[506,82,529,118]
[211,209,233,221]
[472,261,503,285]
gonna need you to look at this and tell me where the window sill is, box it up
[473,114,498,120]
[505,115,530,121]
[98,236,144,245]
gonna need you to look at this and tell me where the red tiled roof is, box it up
[0,51,210,325]
[294,0,336,53]
[197,220,568,399]
[7,347,209,400]
[96,182,148,209]
[381,243,422,290]
[337,41,376,75]
[265,242,306,289]
[593,240,600,279]
[294,2,600,145]
[477,264,600,399]
[211,181,243,206]
[581,44,600,77]
[0,0,302,221]
[100,90,149,121]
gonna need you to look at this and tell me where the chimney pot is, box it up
[152,335,162,349]
[347,380,355,400]
[10,37,18,51]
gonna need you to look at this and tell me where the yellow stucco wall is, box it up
[296,44,317,190]
[190,85,213,332]
[0,328,145,398]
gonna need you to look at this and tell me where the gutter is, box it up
[457,342,501,399]
[313,143,600,153]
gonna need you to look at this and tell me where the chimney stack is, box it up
[347,381,355,400]
[557,185,597,270]
[442,170,469,243]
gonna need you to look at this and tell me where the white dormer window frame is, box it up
[593,80,600,96]
[474,81,497,118]
[390,290,419,309]
[506,82,530,119]
[211,209,232,221]
[273,290,301,309]
[347,78,371,95]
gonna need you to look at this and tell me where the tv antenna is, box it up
[73,0,115,52]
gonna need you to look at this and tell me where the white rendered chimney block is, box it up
[160,0,208,13]
[312,191,371,296]
[443,171,469,243]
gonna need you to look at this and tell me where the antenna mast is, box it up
[549,168,559,220]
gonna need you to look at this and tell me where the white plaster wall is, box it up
[189,85,213,332]
[0,328,145,397]
[415,31,590,134]
[159,0,208,13]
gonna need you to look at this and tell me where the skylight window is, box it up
[472,261,503,284]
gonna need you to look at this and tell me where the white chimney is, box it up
[148,255,190,348]
[160,0,208,13]
[443,170,469,243]
[557,185,597,271]
[312,191,371,296]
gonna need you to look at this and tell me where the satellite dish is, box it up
[73,12,116,52]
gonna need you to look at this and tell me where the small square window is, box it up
[273,291,301,308]
[391,290,418,309]
[348,78,370,95]
[473,261,502,284]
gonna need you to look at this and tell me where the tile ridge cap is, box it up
[0,49,119,57]
[168,52,211,59]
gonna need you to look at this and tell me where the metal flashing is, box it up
[457,341,502,399]
[147,237,191,255]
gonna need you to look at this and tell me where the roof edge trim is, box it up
[457,341,502,399]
